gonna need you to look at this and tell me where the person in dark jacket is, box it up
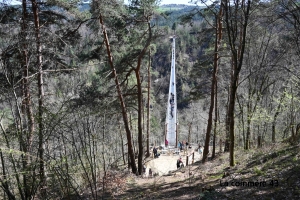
[153,147,159,158]
[177,157,184,169]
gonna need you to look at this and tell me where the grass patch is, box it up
[254,167,265,176]
[208,173,223,180]
[292,156,298,162]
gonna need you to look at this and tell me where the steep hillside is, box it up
[112,143,300,199]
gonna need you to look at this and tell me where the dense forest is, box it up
[0,0,300,199]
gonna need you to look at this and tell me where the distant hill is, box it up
[158,4,195,11]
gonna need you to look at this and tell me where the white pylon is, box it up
[165,36,177,147]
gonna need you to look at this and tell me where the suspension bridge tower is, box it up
[165,36,178,147]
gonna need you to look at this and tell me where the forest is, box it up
[0,0,300,199]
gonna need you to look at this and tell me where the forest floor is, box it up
[109,142,300,200]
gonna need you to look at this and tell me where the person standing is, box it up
[178,141,181,150]
[198,145,203,155]
[153,147,158,158]
[148,168,152,178]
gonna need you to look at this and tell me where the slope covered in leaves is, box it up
[114,143,300,199]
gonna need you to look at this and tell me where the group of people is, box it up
[177,140,189,151]
[150,141,204,172]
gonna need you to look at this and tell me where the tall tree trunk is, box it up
[290,86,295,139]
[257,125,261,148]
[102,111,107,196]
[272,93,285,142]
[202,49,216,163]
[31,0,45,193]
[21,0,35,198]
[135,69,144,175]
[245,99,252,150]
[228,71,238,166]
[236,94,246,149]
[99,13,137,173]
[224,85,230,152]
[129,112,136,157]
[146,50,151,158]
[119,121,126,165]
[21,0,35,153]
[223,0,251,166]
[135,20,152,175]
[202,6,222,163]
[212,74,218,159]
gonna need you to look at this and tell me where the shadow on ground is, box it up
[94,144,300,199]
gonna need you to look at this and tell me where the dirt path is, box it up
[145,146,202,176]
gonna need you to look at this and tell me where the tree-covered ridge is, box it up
[1,0,300,199]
